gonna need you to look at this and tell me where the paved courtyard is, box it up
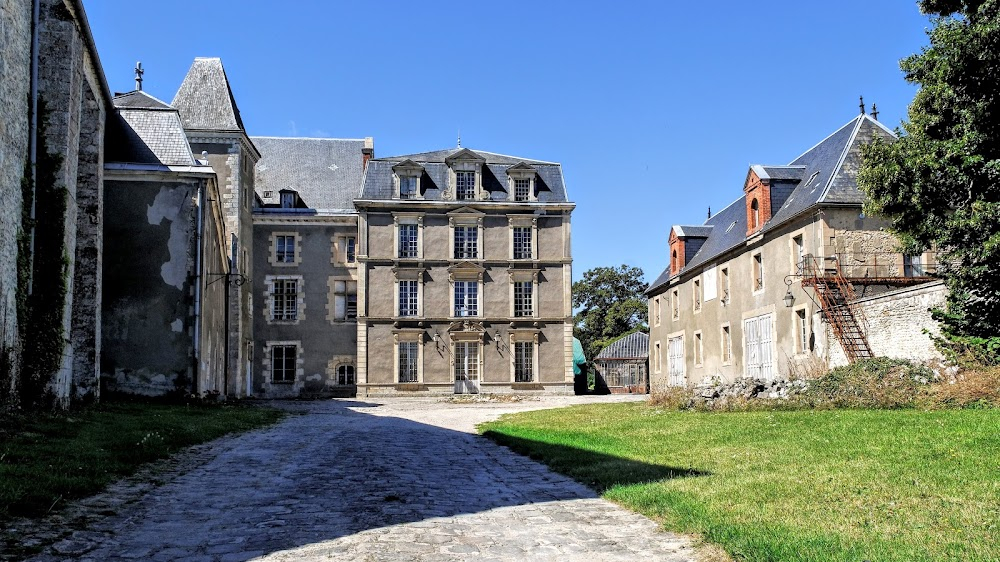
[20,395,704,561]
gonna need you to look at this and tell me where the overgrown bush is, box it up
[925,366,1000,409]
[806,357,934,409]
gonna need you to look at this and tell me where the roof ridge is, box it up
[251,135,367,142]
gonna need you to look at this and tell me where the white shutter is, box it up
[744,313,775,380]
[668,336,685,386]
[703,267,718,301]
[761,316,774,380]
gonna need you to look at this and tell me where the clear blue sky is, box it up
[85,1,932,285]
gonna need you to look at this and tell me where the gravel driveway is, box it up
[19,395,704,561]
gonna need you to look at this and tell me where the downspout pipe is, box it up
[28,0,40,295]
[193,184,204,395]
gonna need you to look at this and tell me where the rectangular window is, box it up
[454,226,479,259]
[399,280,418,317]
[280,192,296,208]
[904,254,925,277]
[721,267,730,304]
[456,171,475,200]
[337,365,355,385]
[398,341,419,383]
[654,341,661,373]
[796,309,809,353]
[793,235,804,273]
[514,178,530,201]
[514,341,534,382]
[693,279,702,311]
[513,226,532,259]
[721,325,732,363]
[454,281,479,317]
[514,281,533,317]
[671,289,679,319]
[654,297,661,326]
[398,224,418,258]
[753,252,764,292]
[275,235,295,263]
[668,336,685,386]
[334,280,358,321]
[272,279,298,321]
[399,176,417,199]
[271,345,296,383]
[694,332,703,366]
[345,237,356,263]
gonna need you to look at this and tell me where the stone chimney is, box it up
[362,137,374,170]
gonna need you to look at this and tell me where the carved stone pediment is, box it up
[448,320,485,333]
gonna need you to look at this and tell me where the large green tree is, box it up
[572,265,648,361]
[858,0,1000,342]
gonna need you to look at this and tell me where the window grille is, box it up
[454,281,478,317]
[454,226,478,259]
[272,279,298,321]
[456,171,475,200]
[399,280,418,316]
[514,341,533,382]
[398,342,419,382]
[398,224,418,258]
[271,345,296,382]
[514,281,533,317]
[514,179,530,201]
[513,226,532,259]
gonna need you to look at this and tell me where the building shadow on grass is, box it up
[25,398,708,562]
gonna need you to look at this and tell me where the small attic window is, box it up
[280,191,298,208]
[725,221,737,233]
[804,171,820,187]
[263,190,274,198]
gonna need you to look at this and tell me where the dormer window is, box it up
[750,199,760,230]
[456,171,476,200]
[392,159,425,200]
[280,191,297,208]
[507,162,537,202]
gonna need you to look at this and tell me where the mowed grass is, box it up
[481,404,999,562]
[0,401,285,522]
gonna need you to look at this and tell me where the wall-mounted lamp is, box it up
[432,331,442,351]
[783,278,795,308]
[494,330,502,351]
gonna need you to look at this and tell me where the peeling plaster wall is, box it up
[101,179,199,395]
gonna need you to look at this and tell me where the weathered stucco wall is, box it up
[252,218,358,397]
[102,179,199,395]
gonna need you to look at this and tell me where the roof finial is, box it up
[135,61,144,91]
[870,103,879,120]
[707,206,712,219]
[457,129,461,148]
[859,95,865,115]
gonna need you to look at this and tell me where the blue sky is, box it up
[85,1,932,284]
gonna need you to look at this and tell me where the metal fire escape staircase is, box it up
[802,257,873,362]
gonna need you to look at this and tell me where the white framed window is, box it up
[398,280,419,317]
[508,215,538,260]
[337,364,355,385]
[454,226,479,259]
[271,345,297,383]
[794,307,810,353]
[272,278,299,321]
[744,313,775,380]
[456,170,476,200]
[394,214,423,259]
[276,235,295,264]
[514,281,533,317]
[514,178,531,202]
[721,323,732,365]
[671,289,679,319]
[453,280,479,317]
[653,340,662,373]
[398,340,420,383]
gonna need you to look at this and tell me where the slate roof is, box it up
[596,332,649,360]
[673,225,713,238]
[360,148,569,203]
[171,58,245,131]
[252,137,367,213]
[646,114,895,295]
[107,91,195,166]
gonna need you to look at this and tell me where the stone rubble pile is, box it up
[692,376,811,406]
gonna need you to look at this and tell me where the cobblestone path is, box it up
[21,396,703,561]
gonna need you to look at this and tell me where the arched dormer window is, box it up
[750,198,760,230]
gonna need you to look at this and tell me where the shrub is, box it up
[806,357,934,409]
[923,366,1000,409]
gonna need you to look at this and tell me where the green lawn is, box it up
[0,402,285,523]
[481,403,999,562]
